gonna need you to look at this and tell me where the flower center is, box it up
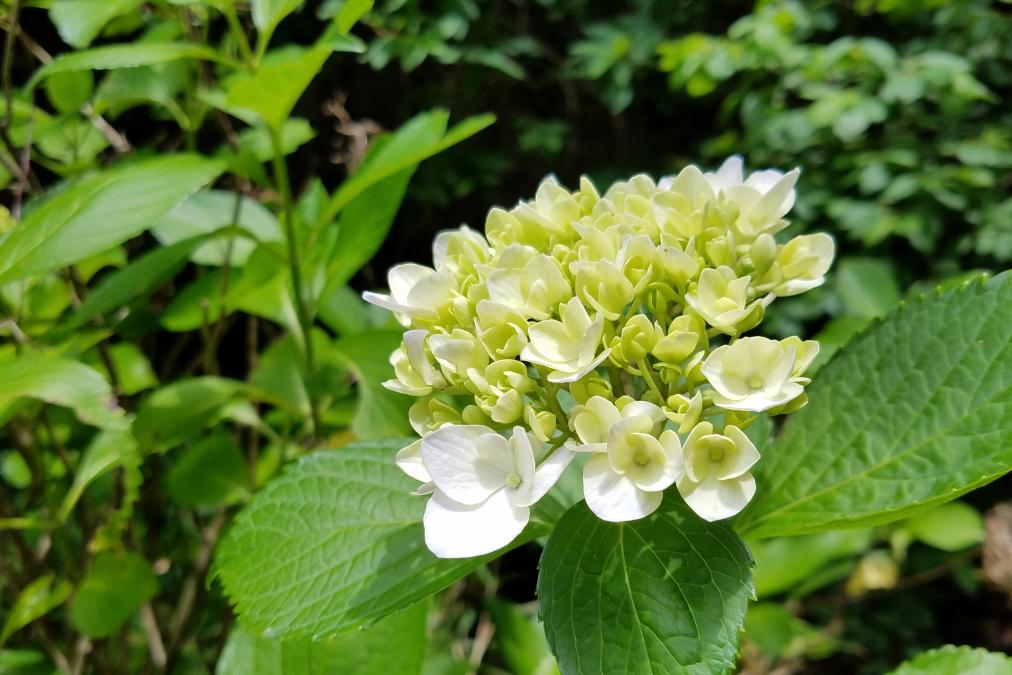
[505,473,522,489]
[747,374,764,389]
[714,297,738,313]
[634,450,650,467]
[708,446,725,463]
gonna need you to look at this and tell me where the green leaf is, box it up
[70,551,158,638]
[133,377,246,452]
[44,70,94,114]
[887,645,1012,675]
[903,501,984,552]
[538,500,754,675]
[325,158,417,286]
[331,331,413,439]
[224,45,331,131]
[738,274,1012,538]
[0,575,73,646]
[168,432,250,507]
[0,154,224,283]
[746,530,872,598]
[311,111,495,232]
[59,427,136,522]
[152,190,282,267]
[0,649,54,675]
[250,334,313,416]
[100,343,158,395]
[486,599,560,675]
[744,603,836,660]
[65,233,216,329]
[835,257,901,320]
[334,0,373,34]
[49,0,144,49]
[0,354,123,429]
[215,442,536,639]
[234,118,315,162]
[29,44,228,89]
[216,601,428,675]
[252,0,303,35]
[160,269,226,332]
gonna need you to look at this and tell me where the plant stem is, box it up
[638,356,665,402]
[270,127,321,440]
[222,0,254,64]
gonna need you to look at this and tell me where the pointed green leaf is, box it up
[0,354,123,429]
[29,44,228,89]
[59,427,136,522]
[224,46,330,131]
[65,233,216,329]
[0,154,224,283]
[252,0,303,34]
[739,273,1012,538]
[0,575,73,646]
[49,0,143,49]
[538,501,754,675]
[311,111,494,232]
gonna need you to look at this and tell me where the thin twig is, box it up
[140,603,168,668]
[161,511,227,675]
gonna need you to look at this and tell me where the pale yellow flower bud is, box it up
[573,260,635,321]
[568,374,613,405]
[524,406,557,443]
[652,315,706,365]
[685,266,763,335]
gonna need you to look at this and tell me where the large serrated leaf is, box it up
[538,501,754,675]
[214,442,542,639]
[738,273,1012,538]
[887,644,1012,675]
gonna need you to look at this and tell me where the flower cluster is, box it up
[364,156,834,558]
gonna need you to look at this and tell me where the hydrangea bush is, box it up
[364,157,834,558]
[215,156,1011,674]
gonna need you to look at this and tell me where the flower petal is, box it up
[395,439,431,483]
[548,347,612,383]
[422,425,508,505]
[583,454,662,522]
[423,489,529,558]
[514,443,575,507]
[718,426,761,480]
[678,473,756,522]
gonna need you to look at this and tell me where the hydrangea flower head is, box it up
[364,156,834,558]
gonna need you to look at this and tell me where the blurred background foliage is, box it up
[1,0,1010,673]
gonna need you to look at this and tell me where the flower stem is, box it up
[638,356,665,402]
[270,127,321,440]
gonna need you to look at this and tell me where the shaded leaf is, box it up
[0,575,73,646]
[216,601,428,675]
[70,551,158,638]
[168,432,250,507]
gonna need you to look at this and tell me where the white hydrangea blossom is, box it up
[365,157,834,558]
